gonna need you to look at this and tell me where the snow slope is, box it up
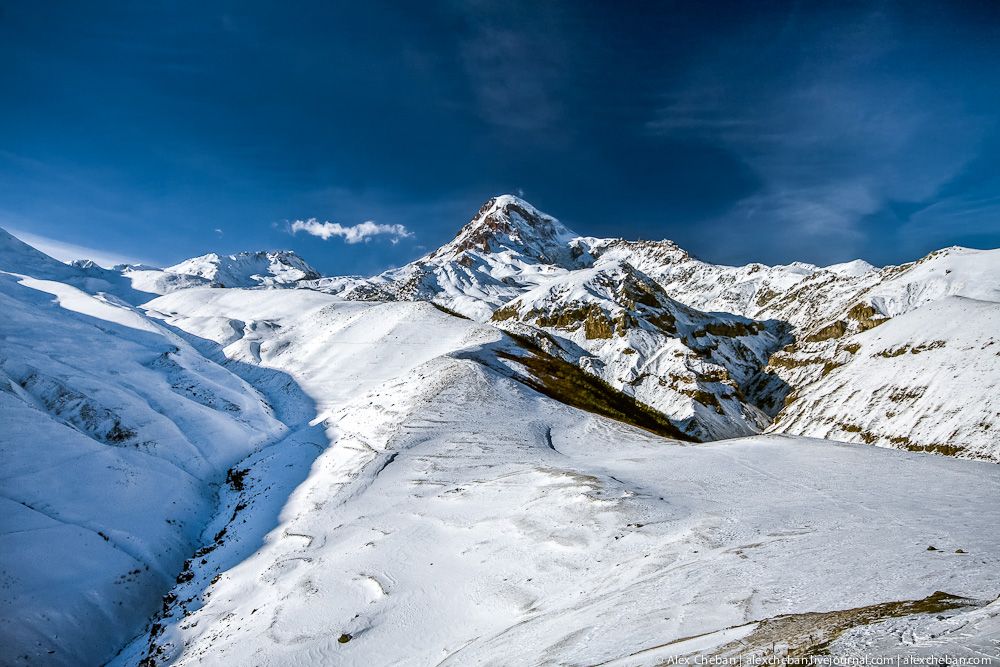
[769,296,1000,461]
[1,229,163,305]
[102,290,1000,666]
[0,233,291,665]
[762,248,1000,457]
[118,266,213,296]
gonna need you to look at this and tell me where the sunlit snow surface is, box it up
[769,296,1000,460]
[2,218,999,666]
[104,289,1000,667]
[0,249,287,664]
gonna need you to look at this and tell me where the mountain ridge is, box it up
[3,195,998,457]
[296,195,999,456]
[164,249,321,288]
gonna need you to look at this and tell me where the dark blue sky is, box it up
[2,1,999,274]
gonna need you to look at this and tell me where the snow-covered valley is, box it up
[1,196,999,665]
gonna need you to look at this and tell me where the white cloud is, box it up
[289,218,413,244]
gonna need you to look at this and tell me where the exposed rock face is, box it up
[489,259,790,441]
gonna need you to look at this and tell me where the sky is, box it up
[2,0,999,274]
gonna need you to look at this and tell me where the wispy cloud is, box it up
[644,7,993,262]
[289,218,413,244]
[8,228,148,268]
[455,3,571,132]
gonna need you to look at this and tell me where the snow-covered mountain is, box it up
[303,198,792,439]
[91,249,323,297]
[163,250,321,288]
[306,196,587,319]
[0,231,290,665]
[7,197,998,457]
[307,196,1000,457]
[1,198,999,666]
[769,296,1000,460]
[491,257,789,440]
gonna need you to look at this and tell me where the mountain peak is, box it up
[433,194,581,266]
